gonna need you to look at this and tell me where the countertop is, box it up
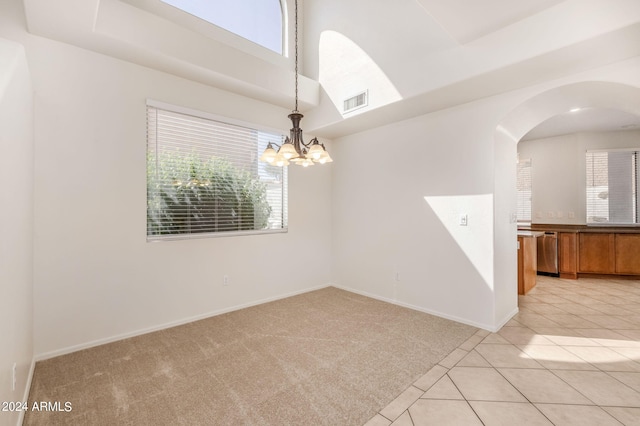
[518,224,640,234]
[517,230,545,237]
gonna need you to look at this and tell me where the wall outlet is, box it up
[12,362,16,391]
[568,211,575,219]
[223,275,229,286]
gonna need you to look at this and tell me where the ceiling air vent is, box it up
[343,90,368,113]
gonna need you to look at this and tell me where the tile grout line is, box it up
[370,276,640,426]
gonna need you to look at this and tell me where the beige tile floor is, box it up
[365,275,640,426]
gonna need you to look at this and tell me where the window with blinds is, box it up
[586,149,639,225]
[146,102,287,240]
[517,158,532,223]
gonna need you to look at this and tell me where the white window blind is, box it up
[147,102,287,240]
[517,158,532,222]
[586,149,639,224]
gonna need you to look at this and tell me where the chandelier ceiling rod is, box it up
[259,0,332,167]
[293,0,299,113]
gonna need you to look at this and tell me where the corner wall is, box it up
[331,57,640,332]
[28,38,332,358]
[1,0,333,359]
[330,101,505,330]
[0,39,34,426]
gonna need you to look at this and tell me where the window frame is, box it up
[146,99,288,242]
[120,0,290,65]
[159,0,285,55]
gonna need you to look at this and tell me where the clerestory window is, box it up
[160,0,284,54]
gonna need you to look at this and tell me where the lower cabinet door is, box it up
[558,232,577,278]
[615,234,640,275]
[579,233,615,274]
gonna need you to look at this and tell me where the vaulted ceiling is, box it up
[416,0,565,44]
[23,0,640,138]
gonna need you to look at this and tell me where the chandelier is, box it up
[259,0,332,167]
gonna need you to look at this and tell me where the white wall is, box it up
[518,129,640,224]
[1,0,332,359]
[2,0,640,364]
[0,39,34,426]
[331,58,640,332]
[330,101,508,330]
[32,38,332,359]
[493,135,519,327]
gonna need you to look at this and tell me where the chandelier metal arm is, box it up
[298,137,319,149]
[265,141,282,150]
[264,138,319,155]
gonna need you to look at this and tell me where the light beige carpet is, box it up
[24,287,477,425]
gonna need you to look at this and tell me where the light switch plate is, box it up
[459,214,468,226]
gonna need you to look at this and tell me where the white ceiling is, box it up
[21,0,640,138]
[304,0,640,137]
[521,108,640,141]
[415,0,565,44]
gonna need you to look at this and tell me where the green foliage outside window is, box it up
[147,152,271,236]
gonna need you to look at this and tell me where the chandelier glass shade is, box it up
[259,113,332,167]
[259,0,332,168]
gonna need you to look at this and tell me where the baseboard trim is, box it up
[35,283,518,361]
[332,284,496,331]
[16,357,36,426]
[492,306,519,333]
[35,284,331,361]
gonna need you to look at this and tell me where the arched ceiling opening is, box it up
[521,107,640,141]
[496,81,640,145]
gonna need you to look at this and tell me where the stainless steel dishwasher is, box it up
[537,231,558,275]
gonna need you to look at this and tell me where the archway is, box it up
[492,81,640,326]
[497,81,640,144]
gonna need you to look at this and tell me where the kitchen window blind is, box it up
[586,149,639,225]
[517,158,532,222]
[146,101,287,240]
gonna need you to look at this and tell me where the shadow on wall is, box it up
[423,194,494,287]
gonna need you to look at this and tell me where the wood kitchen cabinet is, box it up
[526,226,640,278]
[615,234,640,274]
[518,235,537,295]
[579,233,615,274]
[558,232,577,279]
